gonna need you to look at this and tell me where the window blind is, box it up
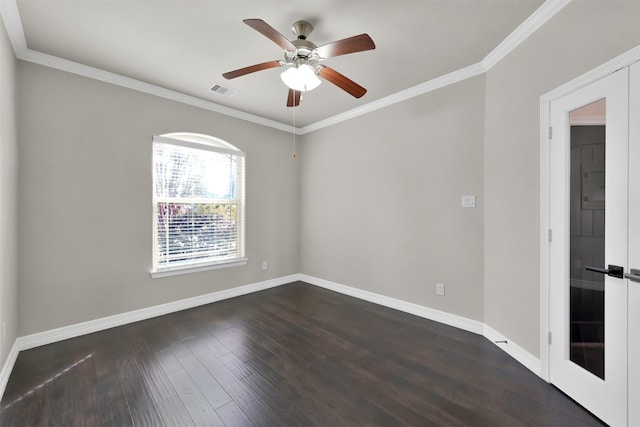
[152,134,245,273]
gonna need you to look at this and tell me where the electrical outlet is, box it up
[261,261,268,271]
[436,283,445,296]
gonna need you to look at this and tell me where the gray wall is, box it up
[17,62,300,336]
[299,76,485,322]
[484,0,640,356]
[0,19,18,368]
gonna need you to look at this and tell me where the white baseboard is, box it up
[300,274,541,377]
[0,340,19,402]
[300,274,484,334]
[15,274,299,353]
[483,324,541,376]
[1,273,542,403]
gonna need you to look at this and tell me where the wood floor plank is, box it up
[131,346,178,405]
[163,365,226,426]
[71,354,102,427]
[242,397,311,427]
[244,368,352,427]
[0,282,605,426]
[201,334,231,358]
[196,351,258,409]
[155,394,196,426]
[155,348,183,374]
[215,401,254,427]
[95,374,133,426]
[177,351,232,410]
[93,351,134,427]
[219,352,255,380]
[243,356,284,387]
[44,353,76,425]
[184,336,213,357]
[117,355,165,426]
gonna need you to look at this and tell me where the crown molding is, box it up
[1,0,570,134]
[482,0,571,71]
[298,62,486,134]
[0,0,26,54]
[18,49,298,134]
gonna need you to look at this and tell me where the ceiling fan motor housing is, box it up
[285,38,320,69]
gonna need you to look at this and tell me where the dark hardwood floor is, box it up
[1,282,603,426]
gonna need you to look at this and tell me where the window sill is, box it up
[150,257,248,278]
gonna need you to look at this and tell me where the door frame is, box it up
[540,46,640,423]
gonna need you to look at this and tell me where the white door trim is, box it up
[627,61,640,427]
[540,45,640,383]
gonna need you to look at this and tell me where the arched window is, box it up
[151,133,246,276]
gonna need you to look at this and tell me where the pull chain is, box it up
[292,99,297,158]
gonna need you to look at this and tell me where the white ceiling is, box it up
[11,0,550,129]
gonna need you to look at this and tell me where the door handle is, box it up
[585,264,625,278]
[624,268,640,283]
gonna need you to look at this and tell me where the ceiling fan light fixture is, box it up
[280,64,321,92]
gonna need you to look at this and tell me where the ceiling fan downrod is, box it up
[291,20,313,40]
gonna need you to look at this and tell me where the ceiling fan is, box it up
[222,19,376,107]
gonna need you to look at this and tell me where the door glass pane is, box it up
[569,98,606,379]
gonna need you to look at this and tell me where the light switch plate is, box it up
[461,195,476,208]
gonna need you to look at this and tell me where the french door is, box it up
[549,62,639,427]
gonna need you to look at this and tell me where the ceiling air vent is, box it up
[210,84,237,97]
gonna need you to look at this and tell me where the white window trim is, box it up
[150,257,248,278]
[150,133,246,278]
[153,135,245,157]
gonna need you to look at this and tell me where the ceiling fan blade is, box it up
[287,89,301,107]
[314,34,375,59]
[223,60,282,79]
[318,66,367,98]
[243,19,297,51]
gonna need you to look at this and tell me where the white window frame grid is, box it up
[151,133,246,278]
